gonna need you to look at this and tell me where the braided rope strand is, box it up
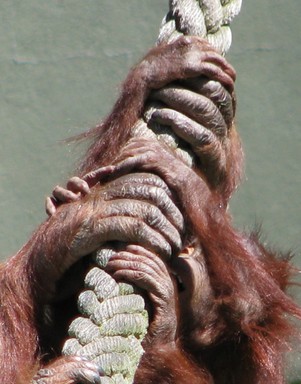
[158,0,241,53]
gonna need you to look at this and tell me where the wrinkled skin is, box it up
[3,35,296,384]
[106,245,178,345]
[83,136,223,320]
[77,137,301,384]
[41,172,184,301]
[79,36,241,201]
[32,356,104,384]
[45,139,225,384]
[105,243,217,347]
[50,132,301,383]
[40,36,238,383]
[1,171,185,383]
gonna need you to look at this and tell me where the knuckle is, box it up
[143,204,162,225]
[52,185,61,194]
[154,187,167,201]
[132,270,146,281]
[134,219,146,238]
[177,35,191,45]
[68,176,80,184]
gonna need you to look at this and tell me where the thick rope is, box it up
[62,1,242,383]
[158,0,242,53]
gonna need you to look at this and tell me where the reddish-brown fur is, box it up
[76,37,242,202]
[0,209,84,382]
[106,138,300,383]
[76,37,301,382]
[0,37,300,383]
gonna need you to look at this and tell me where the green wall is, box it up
[0,1,301,380]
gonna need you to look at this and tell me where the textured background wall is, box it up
[0,1,300,380]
